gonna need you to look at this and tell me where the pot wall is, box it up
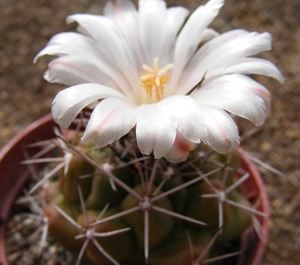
[0,115,56,264]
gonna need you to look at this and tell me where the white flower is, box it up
[35,0,283,163]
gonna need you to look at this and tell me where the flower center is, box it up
[139,58,174,103]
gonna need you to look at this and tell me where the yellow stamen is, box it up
[139,57,174,103]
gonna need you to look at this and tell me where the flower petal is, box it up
[160,6,190,65]
[104,0,138,35]
[104,0,145,68]
[225,58,284,83]
[156,95,207,143]
[45,56,117,88]
[178,30,273,93]
[138,0,168,65]
[164,131,197,163]
[136,104,176,158]
[200,31,272,72]
[198,106,239,153]
[201,28,219,42]
[34,32,130,94]
[193,74,268,126]
[170,0,224,87]
[166,6,190,46]
[67,14,140,94]
[52,84,127,128]
[81,97,136,146]
[35,32,110,69]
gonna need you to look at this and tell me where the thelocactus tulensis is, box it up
[30,0,283,264]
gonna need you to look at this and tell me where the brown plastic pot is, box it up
[0,115,269,265]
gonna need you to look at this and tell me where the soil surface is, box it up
[1,0,299,265]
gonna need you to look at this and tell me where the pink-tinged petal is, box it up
[170,0,224,87]
[81,97,136,146]
[34,32,130,94]
[45,56,117,88]
[164,131,197,163]
[104,0,138,32]
[193,74,268,126]
[225,58,284,83]
[136,104,176,159]
[178,31,273,93]
[67,14,140,94]
[52,84,127,128]
[156,95,207,144]
[138,0,167,65]
[104,0,145,69]
[199,74,271,104]
[198,106,239,153]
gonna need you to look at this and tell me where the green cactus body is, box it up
[40,133,255,265]
[44,195,83,253]
[155,171,188,214]
[85,167,134,210]
[148,227,213,265]
[217,190,252,243]
[185,179,231,229]
[59,146,94,202]
[77,209,135,264]
[121,184,174,250]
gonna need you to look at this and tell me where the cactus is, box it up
[23,0,282,263]
[22,127,262,265]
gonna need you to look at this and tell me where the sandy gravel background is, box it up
[1,0,299,264]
